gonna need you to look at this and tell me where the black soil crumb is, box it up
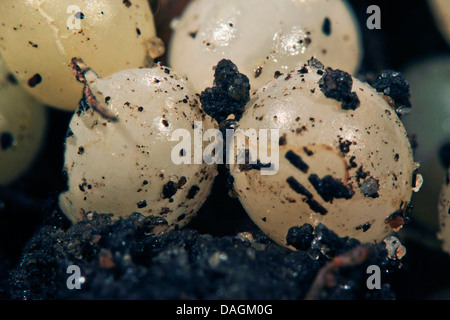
[187,185,200,199]
[5,212,396,300]
[285,150,309,173]
[162,181,178,199]
[200,59,250,123]
[286,224,314,251]
[319,68,360,110]
[371,70,411,112]
[308,57,325,70]
[439,141,450,169]
[322,18,332,36]
[162,177,189,200]
[308,174,355,203]
[286,177,329,215]
[360,177,380,198]
[28,73,42,88]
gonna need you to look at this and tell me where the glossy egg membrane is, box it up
[169,0,362,94]
[0,56,47,185]
[230,66,419,247]
[401,56,450,228]
[0,0,163,111]
[428,0,450,46]
[59,65,218,229]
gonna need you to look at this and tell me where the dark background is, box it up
[1,0,449,299]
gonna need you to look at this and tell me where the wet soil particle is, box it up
[137,200,147,209]
[200,59,250,123]
[306,198,328,215]
[286,176,328,215]
[5,212,396,300]
[338,138,352,155]
[28,73,42,88]
[286,224,314,251]
[285,150,310,173]
[371,70,411,110]
[319,68,360,110]
[322,18,332,36]
[187,185,200,199]
[360,177,380,198]
[355,222,372,232]
[308,174,355,203]
[162,181,178,199]
[287,176,313,199]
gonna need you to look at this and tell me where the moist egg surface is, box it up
[0,56,47,185]
[169,0,362,94]
[0,0,162,111]
[230,66,419,247]
[59,65,218,228]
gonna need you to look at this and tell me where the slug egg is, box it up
[401,56,450,228]
[0,0,164,111]
[428,0,450,46]
[438,169,450,254]
[168,0,362,94]
[229,64,419,247]
[59,65,218,229]
[0,56,47,185]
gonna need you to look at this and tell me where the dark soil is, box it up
[1,0,450,300]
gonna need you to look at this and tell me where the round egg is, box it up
[229,64,420,247]
[428,0,450,46]
[438,169,450,254]
[401,56,450,228]
[0,56,47,185]
[59,64,218,229]
[168,0,362,94]
[0,0,164,111]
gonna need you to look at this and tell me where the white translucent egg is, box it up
[428,0,450,45]
[0,0,164,111]
[0,56,47,185]
[168,0,362,94]
[229,64,419,247]
[401,56,450,228]
[59,65,218,228]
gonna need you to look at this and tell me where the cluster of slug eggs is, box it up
[0,0,425,248]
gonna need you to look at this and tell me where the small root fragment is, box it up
[305,245,371,300]
[70,58,118,122]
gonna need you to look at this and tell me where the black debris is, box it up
[5,212,396,300]
[319,68,360,110]
[371,70,411,111]
[28,73,42,88]
[308,174,355,203]
[285,150,309,173]
[200,59,250,123]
